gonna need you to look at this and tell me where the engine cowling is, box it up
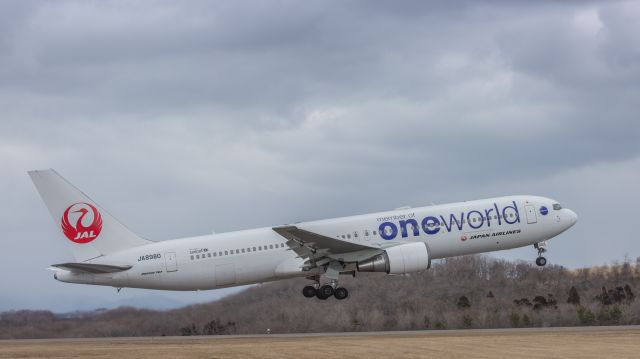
[356,242,430,274]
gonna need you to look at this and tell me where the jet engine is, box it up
[356,242,430,274]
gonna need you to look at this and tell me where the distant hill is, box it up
[2,255,639,339]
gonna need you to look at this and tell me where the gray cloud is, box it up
[0,0,638,311]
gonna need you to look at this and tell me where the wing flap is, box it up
[273,225,377,256]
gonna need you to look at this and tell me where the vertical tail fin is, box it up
[28,169,151,262]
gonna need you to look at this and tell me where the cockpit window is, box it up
[553,203,562,210]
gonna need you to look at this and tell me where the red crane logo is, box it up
[61,202,103,243]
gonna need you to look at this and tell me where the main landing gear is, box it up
[302,285,317,298]
[534,242,547,267]
[302,276,349,300]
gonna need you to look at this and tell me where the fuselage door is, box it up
[525,205,537,224]
[165,252,178,272]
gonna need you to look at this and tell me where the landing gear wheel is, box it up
[536,256,547,267]
[302,286,317,298]
[334,287,349,300]
[316,285,334,300]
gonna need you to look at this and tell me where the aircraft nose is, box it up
[566,209,578,226]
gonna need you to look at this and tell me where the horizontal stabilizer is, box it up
[51,262,132,274]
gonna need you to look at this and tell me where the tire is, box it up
[334,287,349,300]
[302,286,316,298]
[536,257,547,267]
[316,285,334,300]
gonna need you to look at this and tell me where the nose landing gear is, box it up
[535,256,547,266]
[534,242,547,267]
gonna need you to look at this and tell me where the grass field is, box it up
[1,327,640,359]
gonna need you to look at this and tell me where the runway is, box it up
[2,326,640,358]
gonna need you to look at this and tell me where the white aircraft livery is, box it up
[29,169,578,300]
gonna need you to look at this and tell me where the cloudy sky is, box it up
[1,1,639,312]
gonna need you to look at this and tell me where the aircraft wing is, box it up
[272,225,383,265]
[51,262,132,274]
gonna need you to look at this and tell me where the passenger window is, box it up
[213,252,217,257]
[190,255,194,260]
[224,250,228,255]
[219,251,222,256]
[341,235,345,239]
[347,234,351,239]
[196,255,200,259]
[281,243,285,248]
[270,244,274,249]
[242,248,245,253]
[373,230,377,235]
[253,247,257,251]
[553,203,562,210]
[208,253,212,258]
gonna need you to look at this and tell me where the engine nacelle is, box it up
[356,242,430,274]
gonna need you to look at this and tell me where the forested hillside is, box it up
[2,255,640,339]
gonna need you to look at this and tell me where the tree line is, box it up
[2,255,640,339]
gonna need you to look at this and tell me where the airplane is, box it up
[29,169,578,300]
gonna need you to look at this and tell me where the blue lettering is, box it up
[379,222,398,240]
[375,200,521,239]
[467,210,484,229]
[493,203,502,225]
[440,213,464,232]
[399,219,419,238]
[421,216,441,235]
[502,201,520,224]
[484,208,494,227]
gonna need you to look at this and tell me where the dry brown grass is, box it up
[1,328,640,359]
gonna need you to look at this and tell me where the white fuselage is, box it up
[55,195,578,290]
